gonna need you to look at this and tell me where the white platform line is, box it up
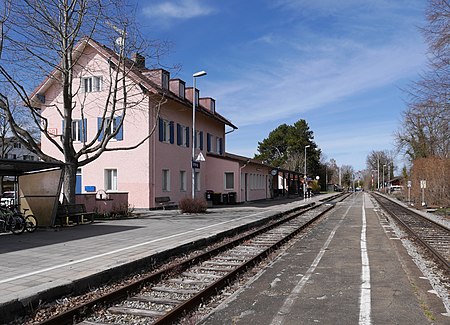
[270,205,351,325]
[0,210,270,284]
[359,194,372,324]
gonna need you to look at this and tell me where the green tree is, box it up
[255,119,321,176]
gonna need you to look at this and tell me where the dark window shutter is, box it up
[97,117,104,141]
[115,116,123,141]
[207,133,211,152]
[186,127,190,147]
[177,124,182,145]
[199,131,203,150]
[158,118,164,142]
[169,121,174,144]
[219,138,223,155]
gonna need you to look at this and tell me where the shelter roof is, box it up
[0,159,65,176]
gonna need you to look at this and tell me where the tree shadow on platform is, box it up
[0,222,142,254]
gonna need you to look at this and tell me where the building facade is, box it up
[33,38,278,208]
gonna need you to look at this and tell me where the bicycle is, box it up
[0,205,25,234]
[9,205,38,233]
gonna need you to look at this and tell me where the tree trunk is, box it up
[63,163,77,204]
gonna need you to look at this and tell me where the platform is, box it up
[0,194,328,321]
[200,192,449,324]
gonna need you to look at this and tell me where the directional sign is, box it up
[192,161,200,169]
[420,180,426,189]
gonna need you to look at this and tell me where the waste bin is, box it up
[222,193,229,205]
[205,190,214,207]
[228,192,237,204]
[212,193,222,205]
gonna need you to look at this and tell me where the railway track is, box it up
[36,194,347,325]
[371,192,450,273]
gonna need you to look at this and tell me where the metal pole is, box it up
[191,71,207,198]
[377,157,379,191]
[192,76,196,199]
[303,145,310,198]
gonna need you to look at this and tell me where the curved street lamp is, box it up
[192,71,207,198]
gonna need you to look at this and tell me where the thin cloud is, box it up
[142,0,215,20]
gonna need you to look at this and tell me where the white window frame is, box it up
[180,170,186,192]
[216,137,221,154]
[195,130,201,149]
[180,125,188,147]
[162,119,171,143]
[162,169,171,191]
[224,172,234,190]
[82,76,102,93]
[105,169,118,191]
[72,120,83,142]
[104,117,120,140]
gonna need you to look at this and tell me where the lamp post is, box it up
[303,145,310,198]
[192,70,207,199]
[382,164,386,193]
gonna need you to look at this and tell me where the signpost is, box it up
[407,180,411,205]
[420,180,426,206]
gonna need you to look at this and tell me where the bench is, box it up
[56,203,95,226]
[155,196,176,210]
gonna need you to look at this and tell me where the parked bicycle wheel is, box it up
[11,215,25,234]
[24,215,38,232]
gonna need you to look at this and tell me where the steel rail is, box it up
[371,192,449,272]
[37,197,344,325]
[152,204,334,324]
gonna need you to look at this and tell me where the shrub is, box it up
[179,197,208,213]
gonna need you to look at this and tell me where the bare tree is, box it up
[396,0,450,161]
[0,0,170,203]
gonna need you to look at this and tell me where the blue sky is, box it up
[134,0,427,172]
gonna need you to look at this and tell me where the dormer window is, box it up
[179,82,185,99]
[195,89,199,107]
[162,71,169,90]
[82,76,102,93]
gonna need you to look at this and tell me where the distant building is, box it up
[0,137,37,161]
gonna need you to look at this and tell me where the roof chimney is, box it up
[132,53,146,69]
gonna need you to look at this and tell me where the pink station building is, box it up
[33,38,276,210]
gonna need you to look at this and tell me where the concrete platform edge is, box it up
[0,202,313,323]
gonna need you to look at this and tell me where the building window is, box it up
[162,71,169,90]
[195,89,199,107]
[162,169,171,191]
[215,137,223,154]
[195,130,203,150]
[98,116,123,141]
[177,124,189,147]
[13,143,21,149]
[159,118,174,144]
[180,170,186,191]
[82,76,102,93]
[12,154,17,159]
[179,82,185,99]
[194,171,200,192]
[72,119,87,142]
[211,100,215,113]
[105,169,117,191]
[225,172,234,190]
